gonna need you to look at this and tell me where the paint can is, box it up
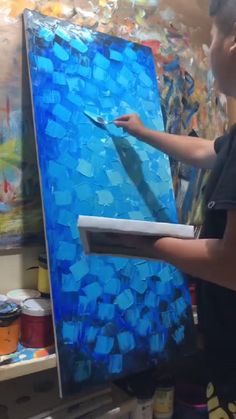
[21,298,54,348]
[0,301,21,355]
[7,289,41,306]
[153,376,174,419]
[37,253,50,296]
[135,398,154,419]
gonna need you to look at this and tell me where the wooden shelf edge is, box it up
[0,354,56,381]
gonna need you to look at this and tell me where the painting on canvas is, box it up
[0,18,43,251]
[24,9,194,396]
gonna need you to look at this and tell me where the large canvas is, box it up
[24,9,194,396]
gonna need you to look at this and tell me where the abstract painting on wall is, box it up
[24,9,194,396]
[0,19,43,251]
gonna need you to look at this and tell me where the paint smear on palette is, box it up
[24,9,195,396]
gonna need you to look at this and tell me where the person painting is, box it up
[114,0,236,417]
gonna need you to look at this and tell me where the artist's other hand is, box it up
[114,114,145,138]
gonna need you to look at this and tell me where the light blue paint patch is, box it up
[93,66,107,81]
[77,159,93,177]
[54,191,72,206]
[57,209,74,227]
[115,289,134,310]
[132,61,143,74]
[117,331,135,354]
[53,71,67,85]
[109,354,123,374]
[53,42,69,61]
[144,291,157,308]
[74,360,91,382]
[45,119,66,139]
[161,311,172,328]
[58,152,77,170]
[109,50,123,62]
[84,82,98,98]
[150,333,165,353]
[48,160,67,179]
[136,263,151,278]
[174,297,187,315]
[67,92,84,107]
[172,326,185,344]
[62,273,80,292]
[106,170,123,186]
[42,89,61,104]
[125,307,139,327]
[139,71,153,88]
[156,281,171,295]
[96,190,114,206]
[137,319,151,337]
[99,97,115,109]
[128,211,143,220]
[78,65,91,78]
[94,52,110,70]
[71,38,88,53]
[98,303,115,321]
[130,277,147,295]
[35,55,54,73]
[78,296,89,313]
[124,46,137,60]
[74,183,93,201]
[70,260,89,280]
[56,241,76,261]
[104,277,121,295]
[83,282,103,300]
[70,220,80,240]
[138,150,149,162]
[85,326,99,343]
[62,321,81,344]
[52,104,71,122]
[95,336,114,355]
[38,27,54,42]
[67,77,79,92]
[55,26,71,42]
[160,266,172,283]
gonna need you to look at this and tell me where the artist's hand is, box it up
[114,114,146,138]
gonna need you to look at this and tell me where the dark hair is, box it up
[209,0,236,33]
[209,0,224,17]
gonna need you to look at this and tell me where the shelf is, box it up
[0,353,56,381]
[0,343,56,381]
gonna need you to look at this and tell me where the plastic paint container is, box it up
[21,298,54,348]
[0,301,21,355]
[37,253,50,295]
[7,289,41,306]
[175,382,208,419]
[0,294,8,303]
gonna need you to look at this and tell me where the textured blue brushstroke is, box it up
[24,9,194,396]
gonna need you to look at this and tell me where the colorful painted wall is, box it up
[0,0,228,251]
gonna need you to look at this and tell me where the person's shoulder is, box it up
[214,125,236,154]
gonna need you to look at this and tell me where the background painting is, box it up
[24,9,194,396]
[0,19,43,251]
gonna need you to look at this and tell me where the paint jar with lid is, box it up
[0,301,21,355]
[21,298,54,348]
[153,376,174,419]
[37,253,50,296]
[7,289,41,306]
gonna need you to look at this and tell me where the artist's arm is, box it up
[114,114,216,170]
[151,211,236,291]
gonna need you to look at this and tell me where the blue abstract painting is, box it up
[24,9,194,396]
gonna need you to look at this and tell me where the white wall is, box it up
[0,247,41,294]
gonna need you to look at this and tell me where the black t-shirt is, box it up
[197,124,236,400]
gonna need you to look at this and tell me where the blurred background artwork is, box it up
[0,0,228,251]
